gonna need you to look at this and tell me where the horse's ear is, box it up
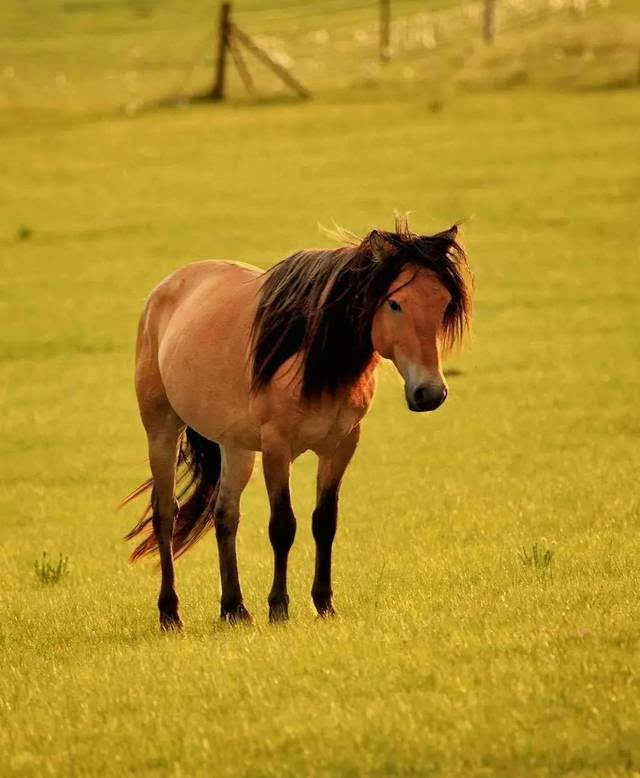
[368,230,395,262]
[432,224,458,242]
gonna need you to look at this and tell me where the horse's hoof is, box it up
[316,605,336,618]
[159,612,183,632]
[221,604,253,625]
[312,594,336,618]
[269,602,289,623]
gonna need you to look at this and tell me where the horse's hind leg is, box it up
[135,322,183,628]
[215,446,255,623]
[147,418,183,630]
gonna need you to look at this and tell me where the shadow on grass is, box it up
[1,87,311,138]
[135,89,309,117]
[573,76,640,93]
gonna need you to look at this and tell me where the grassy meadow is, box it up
[2,1,640,775]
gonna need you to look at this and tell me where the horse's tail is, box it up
[122,427,221,562]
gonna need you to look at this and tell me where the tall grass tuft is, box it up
[519,543,555,578]
[34,552,69,584]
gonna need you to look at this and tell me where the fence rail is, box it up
[0,0,627,119]
[220,0,611,99]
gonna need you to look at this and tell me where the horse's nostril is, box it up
[414,386,429,405]
[410,383,447,412]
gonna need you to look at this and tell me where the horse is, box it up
[122,219,472,629]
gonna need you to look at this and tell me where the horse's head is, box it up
[368,225,472,413]
[251,218,471,405]
[372,266,450,411]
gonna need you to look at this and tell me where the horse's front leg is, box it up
[261,427,296,622]
[312,425,360,617]
[215,446,256,623]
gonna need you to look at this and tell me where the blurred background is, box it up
[2,0,639,118]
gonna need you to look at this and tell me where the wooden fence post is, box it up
[380,0,391,62]
[211,2,231,100]
[231,25,310,98]
[483,0,497,44]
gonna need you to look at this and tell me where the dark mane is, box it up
[251,218,472,401]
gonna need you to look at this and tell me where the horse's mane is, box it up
[251,218,472,401]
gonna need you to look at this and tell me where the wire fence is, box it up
[0,0,625,120]
[198,0,616,102]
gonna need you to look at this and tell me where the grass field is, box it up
[2,1,640,776]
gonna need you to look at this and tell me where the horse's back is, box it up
[141,260,258,340]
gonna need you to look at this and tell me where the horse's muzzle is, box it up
[405,383,448,413]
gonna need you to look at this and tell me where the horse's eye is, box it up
[388,299,402,313]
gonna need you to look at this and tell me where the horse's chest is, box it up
[292,385,375,457]
[295,407,358,452]
[255,356,378,457]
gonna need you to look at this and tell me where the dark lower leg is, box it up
[152,495,182,630]
[215,507,251,623]
[311,428,359,618]
[311,489,338,616]
[268,491,296,622]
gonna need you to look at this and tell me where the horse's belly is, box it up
[161,355,262,450]
[200,414,262,452]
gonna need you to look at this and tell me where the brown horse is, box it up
[123,219,472,629]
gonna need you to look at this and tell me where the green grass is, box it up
[2,1,640,776]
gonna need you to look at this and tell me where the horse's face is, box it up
[371,266,450,412]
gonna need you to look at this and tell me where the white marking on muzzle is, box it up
[398,360,444,395]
